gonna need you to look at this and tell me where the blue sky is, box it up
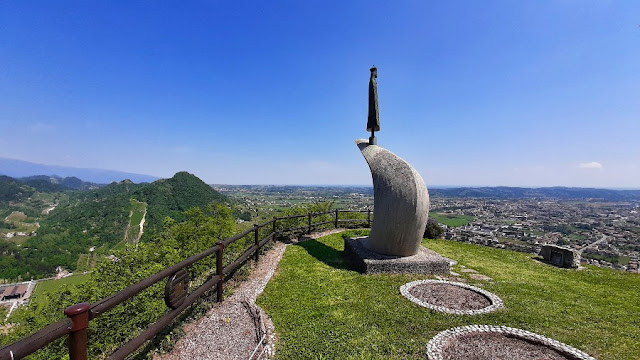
[1,1,638,187]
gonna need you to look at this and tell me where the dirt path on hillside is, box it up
[136,209,147,243]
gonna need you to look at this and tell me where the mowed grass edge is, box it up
[256,231,640,360]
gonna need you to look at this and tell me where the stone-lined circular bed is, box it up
[400,280,503,315]
[426,325,597,360]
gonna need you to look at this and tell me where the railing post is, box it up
[272,217,277,239]
[254,224,260,262]
[307,213,312,234]
[334,209,339,228]
[367,209,372,227]
[64,302,91,360]
[216,242,224,302]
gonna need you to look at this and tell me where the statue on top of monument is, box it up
[367,66,380,145]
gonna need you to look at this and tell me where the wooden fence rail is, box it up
[0,208,372,360]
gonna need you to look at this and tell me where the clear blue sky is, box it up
[1,1,638,187]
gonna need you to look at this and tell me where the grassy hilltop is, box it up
[257,231,639,360]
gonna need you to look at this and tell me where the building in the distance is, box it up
[0,284,28,301]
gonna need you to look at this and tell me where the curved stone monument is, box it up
[342,66,450,274]
[356,139,429,256]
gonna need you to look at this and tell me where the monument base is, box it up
[344,237,451,274]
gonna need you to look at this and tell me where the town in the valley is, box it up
[429,197,640,272]
[215,185,640,273]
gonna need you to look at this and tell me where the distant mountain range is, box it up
[215,184,640,202]
[19,175,101,191]
[0,175,100,201]
[0,157,159,184]
[429,186,640,201]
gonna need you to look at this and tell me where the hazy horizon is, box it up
[3,156,640,191]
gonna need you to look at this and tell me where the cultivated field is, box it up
[429,212,475,227]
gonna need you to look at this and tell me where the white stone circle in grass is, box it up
[426,325,597,360]
[399,279,503,315]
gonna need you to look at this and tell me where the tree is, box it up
[423,218,443,239]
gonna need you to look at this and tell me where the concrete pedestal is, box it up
[344,237,450,274]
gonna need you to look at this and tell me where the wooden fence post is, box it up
[216,243,224,302]
[254,224,260,262]
[334,209,339,228]
[272,217,277,239]
[307,213,312,234]
[64,303,91,360]
[367,209,372,227]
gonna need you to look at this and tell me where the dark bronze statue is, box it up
[367,66,380,145]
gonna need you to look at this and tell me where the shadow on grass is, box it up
[294,238,353,271]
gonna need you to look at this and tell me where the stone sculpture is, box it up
[356,139,429,256]
[343,67,450,274]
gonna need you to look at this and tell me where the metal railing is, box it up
[0,208,372,360]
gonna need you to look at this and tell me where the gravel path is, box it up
[156,229,346,360]
[408,283,491,310]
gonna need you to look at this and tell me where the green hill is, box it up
[133,171,227,238]
[0,176,36,202]
[4,181,141,279]
[0,172,227,280]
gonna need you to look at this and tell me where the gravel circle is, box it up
[400,280,503,315]
[427,325,597,360]
[408,283,490,310]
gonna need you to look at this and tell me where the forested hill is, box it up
[132,171,228,238]
[0,175,100,200]
[0,172,228,280]
[19,175,101,191]
[0,176,36,202]
[430,186,640,201]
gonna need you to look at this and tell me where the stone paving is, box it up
[469,273,493,281]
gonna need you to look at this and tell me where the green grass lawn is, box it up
[257,231,640,360]
[30,274,90,306]
[429,212,474,227]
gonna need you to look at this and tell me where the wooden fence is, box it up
[0,209,372,360]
